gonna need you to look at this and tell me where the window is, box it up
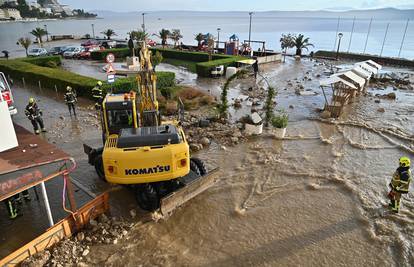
[107,109,134,129]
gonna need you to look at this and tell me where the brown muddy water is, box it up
[3,58,414,266]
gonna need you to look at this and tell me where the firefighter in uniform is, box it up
[388,157,411,213]
[25,98,46,134]
[64,86,77,116]
[92,81,103,110]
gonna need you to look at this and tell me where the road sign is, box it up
[106,64,115,74]
[106,53,115,64]
[107,74,115,84]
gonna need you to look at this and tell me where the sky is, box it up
[60,0,414,12]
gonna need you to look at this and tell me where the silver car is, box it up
[63,46,84,58]
[27,48,48,57]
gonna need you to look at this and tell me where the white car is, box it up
[63,46,84,58]
[27,48,48,57]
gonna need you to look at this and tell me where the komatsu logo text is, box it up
[125,165,171,175]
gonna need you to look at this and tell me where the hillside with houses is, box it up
[0,0,96,20]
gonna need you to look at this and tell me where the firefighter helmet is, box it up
[28,97,35,104]
[66,86,72,91]
[400,157,411,168]
[97,81,103,86]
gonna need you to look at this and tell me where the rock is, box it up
[98,213,109,223]
[233,99,242,108]
[198,119,210,128]
[113,239,118,244]
[320,110,331,119]
[189,143,202,152]
[377,108,385,113]
[129,209,137,218]
[82,249,90,257]
[22,251,51,267]
[385,92,396,100]
[77,232,85,242]
[89,219,98,227]
[200,137,210,146]
[231,137,239,143]
[289,105,294,109]
[59,116,65,120]
[374,99,381,103]
[85,236,92,242]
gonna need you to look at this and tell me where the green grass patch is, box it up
[162,58,197,73]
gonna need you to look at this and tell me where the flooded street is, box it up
[5,58,414,266]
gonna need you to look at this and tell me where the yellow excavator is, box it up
[84,42,218,215]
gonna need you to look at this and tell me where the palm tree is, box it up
[153,29,170,48]
[30,27,47,47]
[101,29,117,40]
[169,29,183,48]
[17,37,32,57]
[293,34,314,57]
[195,33,204,49]
[129,30,148,42]
[280,33,295,62]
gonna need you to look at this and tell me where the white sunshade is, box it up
[320,76,357,89]
[333,71,366,89]
[352,66,372,79]
[363,60,382,71]
[355,62,379,75]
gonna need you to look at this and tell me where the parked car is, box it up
[99,40,117,49]
[75,45,102,59]
[63,46,84,58]
[147,39,157,47]
[48,46,67,55]
[27,48,48,57]
[81,39,100,47]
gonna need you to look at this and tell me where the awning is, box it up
[237,59,256,65]
[320,76,357,89]
[355,62,379,75]
[351,66,372,79]
[363,60,382,71]
[333,71,366,89]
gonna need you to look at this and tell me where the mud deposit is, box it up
[7,58,414,266]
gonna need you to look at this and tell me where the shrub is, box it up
[271,113,289,128]
[165,100,178,115]
[102,71,175,95]
[264,86,277,125]
[176,86,204,100]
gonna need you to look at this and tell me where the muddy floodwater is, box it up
[5,58,414,266]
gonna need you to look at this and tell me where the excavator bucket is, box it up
[160,168,219,217]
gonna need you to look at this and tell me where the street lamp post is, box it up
[248,12,253,47]
[336,32,343,60]
[44,24,49,42]
[91,23,95,39]
[142,12,147,33]
[217,28,221,49]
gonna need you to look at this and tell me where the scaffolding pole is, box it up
[363,18,373,54]
[333,17,340,51]
[398,19,410,58]
[347,17,356,53]
[380,23,390,56]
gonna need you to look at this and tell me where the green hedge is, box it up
[196,56,245,77]
[90,48,131,61]
[0,57,175,100]
[91,47,245,77]
[149,48,234,62]
[0,59,98,98]
[20,56,62,67]
[102,71,175,94]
